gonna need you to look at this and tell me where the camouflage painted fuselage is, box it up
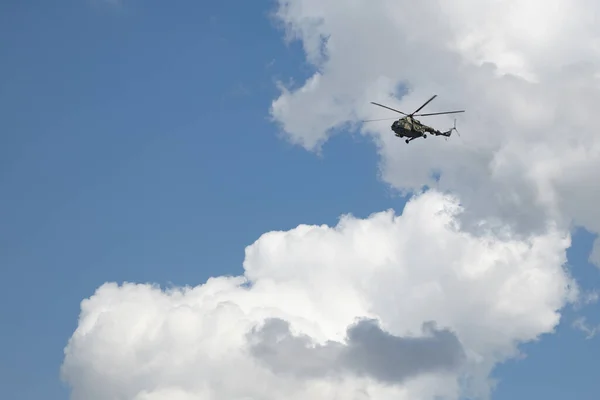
[391,117,437,138]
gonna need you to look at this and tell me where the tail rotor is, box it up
[452,118,461,137]
[444,119,461,141]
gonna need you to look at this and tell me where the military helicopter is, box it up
[368,95,465,143]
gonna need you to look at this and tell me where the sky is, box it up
[1,1,599,399]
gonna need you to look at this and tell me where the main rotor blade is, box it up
[410,94,437,115]
[370,102,408,115]
[414,110,465,116]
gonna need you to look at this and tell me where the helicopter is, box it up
[368,95,465,143]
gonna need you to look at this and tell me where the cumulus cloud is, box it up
[270,0,600,252]
[61,191,578,399]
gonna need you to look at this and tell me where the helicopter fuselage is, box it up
[391,117,436,138]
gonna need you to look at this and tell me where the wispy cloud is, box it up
[573,290,599,311]
[573,317,600,339]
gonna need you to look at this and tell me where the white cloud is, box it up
[61,191,578,399]
[270,0,600,255]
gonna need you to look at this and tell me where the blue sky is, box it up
[1,1,598,399]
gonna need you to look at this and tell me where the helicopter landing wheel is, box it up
[405,139,409,144]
